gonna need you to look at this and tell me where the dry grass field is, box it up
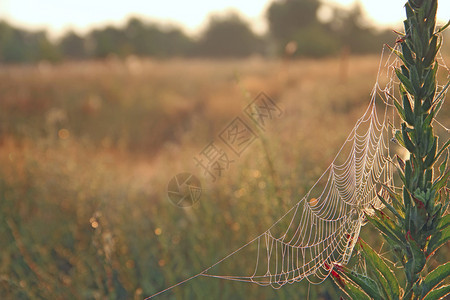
[0,54,448,299]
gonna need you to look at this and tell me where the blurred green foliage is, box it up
[267,0,321,45]
[0,21,60,63]
[195,13,265,58]
[0,0,401,63]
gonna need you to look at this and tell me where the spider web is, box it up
[147,44,449,298]
[200,64,395,288]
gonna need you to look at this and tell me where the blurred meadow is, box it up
[1,0,450,299]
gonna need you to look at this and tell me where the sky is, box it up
[0,0,448,38]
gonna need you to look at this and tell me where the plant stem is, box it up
[396,0,449,297]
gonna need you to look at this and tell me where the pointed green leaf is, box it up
[432,168,449,191]
[405,38,415,57]
[423,35,439,66]
[439,151,448,176]
[380,182,404,212]
[401,42,415,66]
[404,171,413,201]
[393,98,407,123]
[423,284,450,300]
[405,2,414,19]
[337,267,383,300]
[404,20,411,36]
[357,239,400,300]
[411,18,425,57]
[407,234,426,274]
[405,259,417,283]
[437,213,450,231]
[330,273,371,300]
[421,262,450,298]
[425,1,437,35]
[396,155,406,171]
[424,109,435,127]
[432,81,449,110]
[366,213,406,246]
[436,140,450,167]
[424,138,437,169]
[427,223,450,256]
[373,208,405,241]
[395,129,406,149]
[401,64,410,78]
[409,66,420,94]
[395,68,415,95]
[389,46,410,67]
[377,193,404,221]
[425,169,433,189]
[402,93,415,126]
[402,124,416,153]
[422,63,438,98]
[423,97,433,112]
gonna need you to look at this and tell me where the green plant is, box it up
[330,0,450,299]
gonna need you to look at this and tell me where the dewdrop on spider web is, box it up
[308,197,318,207]
[145,44,426,299]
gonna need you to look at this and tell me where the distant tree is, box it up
[36,31,61,62]
[124,18,156,55]
[0,4,399,63]
[323,3,396,54]
[159,27,194,57]
[267,0,321,45]
[0,22,59,63]
[88,26,128,58]
[0,21,27,62]
[293,24,341,57]
[124,18,193,57]
[59,31,86,59]
[266,0,395,57]
[195,12,263,58]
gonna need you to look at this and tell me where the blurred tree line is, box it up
[0,0,408,63]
